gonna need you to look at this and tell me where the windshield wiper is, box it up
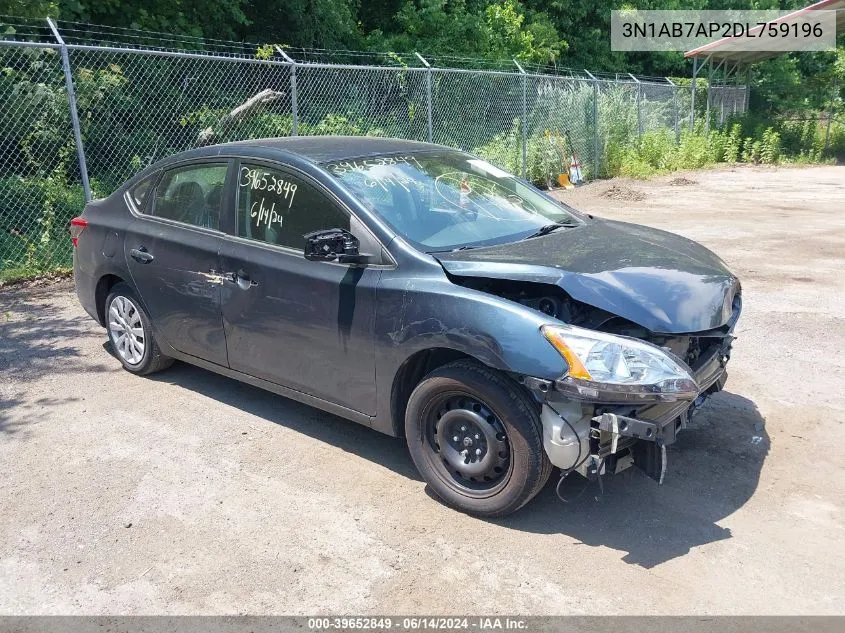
[427,244,478,254]
[524,221,579,240]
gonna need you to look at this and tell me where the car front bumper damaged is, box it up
[536,342,731,486]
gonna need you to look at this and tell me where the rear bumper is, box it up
[73,252,100,324]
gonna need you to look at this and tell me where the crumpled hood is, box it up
[435,219,741,334]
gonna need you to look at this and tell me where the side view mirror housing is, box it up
[303,228,371,264]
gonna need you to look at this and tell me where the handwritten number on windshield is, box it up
[239,167,297,209]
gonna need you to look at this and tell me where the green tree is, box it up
[0,1,58,19]
[483,0,561,63]
[239,0,362,49]
[57,0,249,39]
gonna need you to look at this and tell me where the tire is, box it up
[104,282,173,375]
[405,360,553,517]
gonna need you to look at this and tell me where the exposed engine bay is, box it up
[451,275,740,489]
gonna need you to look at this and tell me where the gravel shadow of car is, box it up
[145,359,767,568]
[143,360,422,481]
[492,390,769,568]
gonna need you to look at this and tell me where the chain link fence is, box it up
[0,18,743,282]
[709,84,750,128]
[0,42,85,281]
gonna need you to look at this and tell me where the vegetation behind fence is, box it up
[3,18,840,283]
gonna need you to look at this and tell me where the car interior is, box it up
[154,177,223,230]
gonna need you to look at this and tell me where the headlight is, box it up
[541,324,699,402]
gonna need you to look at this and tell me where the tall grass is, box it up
[474,83,841,183]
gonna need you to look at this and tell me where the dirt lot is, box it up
[1,165,844,615]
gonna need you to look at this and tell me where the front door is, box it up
[219,161,381,415]
[124,160,231,366]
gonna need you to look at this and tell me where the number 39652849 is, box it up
[239,167,298,208]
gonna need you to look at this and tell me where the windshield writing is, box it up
[325,152,579,251]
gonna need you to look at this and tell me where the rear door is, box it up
[124,159,232,366]
[219,160,384,415]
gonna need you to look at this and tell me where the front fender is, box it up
[371,274,568,434]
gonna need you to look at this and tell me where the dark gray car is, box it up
[71,137,741,517]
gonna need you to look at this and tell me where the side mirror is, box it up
[303,228,371,264]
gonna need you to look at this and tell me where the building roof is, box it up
[685,0,845,64]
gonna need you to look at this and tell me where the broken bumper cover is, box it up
[540,346,730,483]
[598,347,730,442]
[608,351,728,483]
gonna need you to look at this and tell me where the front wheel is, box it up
[405,360,552,517]
[105,282,173,375]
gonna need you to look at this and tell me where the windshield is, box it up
[324,151,583,252]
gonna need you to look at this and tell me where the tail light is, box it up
[69,217,88,247]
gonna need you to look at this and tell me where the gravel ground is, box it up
[1,165,843,615]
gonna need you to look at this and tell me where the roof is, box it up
[685,0,845,64]
[218,136,451,163]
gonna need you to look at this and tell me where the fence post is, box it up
[743,65,751,113]
[824,110,833,156]
[47,18,92,202]
[667,77,680,143]
[705,57,713,133]
[415,53,433,144]
[629,73,642,138]
[585,70,600,178]
[690,57,699,130]
[275,47,298,136]
[513,59,527,179]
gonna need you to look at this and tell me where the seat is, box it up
[203,185,223,230]
[168,181,205,225]
[383,183,422,236]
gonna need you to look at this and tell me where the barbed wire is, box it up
[0,15,682,83]
[0,14,54,43]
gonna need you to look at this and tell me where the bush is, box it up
[0,175,102,278]
[723,124,742,163]
[473,119,523,177]
[760,127,781,164]
[605,112,830,179]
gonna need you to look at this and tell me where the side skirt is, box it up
[163,346,377,431]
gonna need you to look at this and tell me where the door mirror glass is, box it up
[303,228,369,264]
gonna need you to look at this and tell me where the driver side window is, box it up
[237,163,350,251]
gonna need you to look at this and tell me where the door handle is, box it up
[207,269,234,284]
[130,247,154,264]
[222,269,258,290]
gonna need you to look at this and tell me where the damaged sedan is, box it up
[72,137,740,517]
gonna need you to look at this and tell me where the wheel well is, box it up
[95,274,125,326]
[390,348,473,437]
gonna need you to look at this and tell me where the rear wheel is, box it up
[405,360,552,517]
[105,283,173,375]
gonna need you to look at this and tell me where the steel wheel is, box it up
[108,295,145,365]
[424,392,512,498]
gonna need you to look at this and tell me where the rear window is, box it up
[129,173,157,211]
[152,163,228,229]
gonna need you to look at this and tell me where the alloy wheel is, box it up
[108,295,145,365]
